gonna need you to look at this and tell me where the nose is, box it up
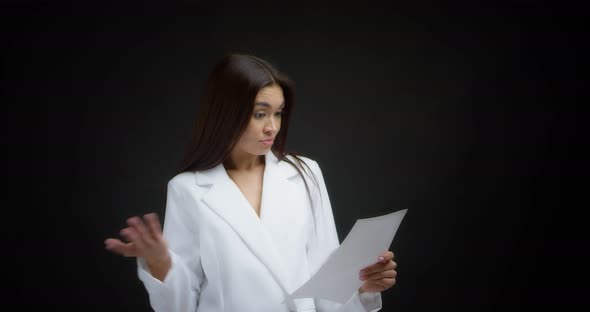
[264,118,278,134]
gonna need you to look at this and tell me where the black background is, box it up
[3,1,585,311]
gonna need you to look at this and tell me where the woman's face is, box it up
[235,84,285,156]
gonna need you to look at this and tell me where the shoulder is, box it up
[168,171,194,188]
[165,171,199,199]
[281,154,328,190]
[284,154,319,169]
[281,153,322,177]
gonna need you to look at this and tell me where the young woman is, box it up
[104,53,397,311]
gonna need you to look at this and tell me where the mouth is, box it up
[260,138,274,146]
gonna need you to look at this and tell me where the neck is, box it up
[224,150,265,171]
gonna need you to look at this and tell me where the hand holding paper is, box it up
[285,209,408,304]
[359,250,397,293]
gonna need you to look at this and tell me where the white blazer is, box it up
[136,151,383,312]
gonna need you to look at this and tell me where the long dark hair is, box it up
[177,53,319,205]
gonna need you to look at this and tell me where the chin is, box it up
[248,149,267,156]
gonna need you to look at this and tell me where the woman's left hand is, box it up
[358,251,397,293]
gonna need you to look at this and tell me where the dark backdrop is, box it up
[3,1,584,311]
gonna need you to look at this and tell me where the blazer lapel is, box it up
[194,151,301,296]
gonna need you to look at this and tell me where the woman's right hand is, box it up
[104,213,171,281]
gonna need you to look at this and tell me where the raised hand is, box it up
[358,251,397,293]
[104,213,171,281]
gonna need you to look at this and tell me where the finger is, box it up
[363,269,397,281]
[118,227,133,243]
[360,260,395,276]
[383,277,396,288]
[382,260,396,271]
[121,227,146,250]
[104,238,138,257]
[371,277,396,290]
[378,251,394,263]
[362,279,388,292]
[143,213,163,240]
[104,238,122,249]
[127,216,155,245]
[360,263,381,276]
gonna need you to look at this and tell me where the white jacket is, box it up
[137,150,383,311]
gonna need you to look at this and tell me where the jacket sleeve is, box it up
[136,181,203,312]
[306,160,382,312]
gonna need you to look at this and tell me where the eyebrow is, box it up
[255,101,285,108]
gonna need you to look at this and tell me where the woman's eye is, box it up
[254,111,282,119]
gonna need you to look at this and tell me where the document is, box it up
[285,209,408,304]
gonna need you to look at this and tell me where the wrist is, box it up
[145,253,172,282]
[146,253,171,271]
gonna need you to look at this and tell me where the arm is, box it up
[306,160,382,312]
[136,181,204,312]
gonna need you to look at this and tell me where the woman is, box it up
[104,53,397,311]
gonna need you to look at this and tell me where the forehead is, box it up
[255,85,284,106]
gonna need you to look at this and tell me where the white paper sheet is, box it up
[284,209,408,304]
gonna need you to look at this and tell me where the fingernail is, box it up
[378,256,385,262]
